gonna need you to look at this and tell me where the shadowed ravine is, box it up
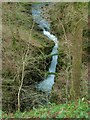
[32,3,58,93]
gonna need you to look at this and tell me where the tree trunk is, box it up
[70,22,83,100]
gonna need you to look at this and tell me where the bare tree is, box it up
[17,23,34,111]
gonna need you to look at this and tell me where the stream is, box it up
[32,3,58,93]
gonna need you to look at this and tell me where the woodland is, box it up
[1,2,89,119]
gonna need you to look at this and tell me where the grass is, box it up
[2,99,89,118]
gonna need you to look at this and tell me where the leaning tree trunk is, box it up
[70,21,83,100]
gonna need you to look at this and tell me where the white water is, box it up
[32,3,58,93]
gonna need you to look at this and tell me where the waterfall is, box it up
[32,3,58,93]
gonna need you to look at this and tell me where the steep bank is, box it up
[2,3,54,112]
[2,2,88,113]
[38,2,88,103]
[48,3,88,103]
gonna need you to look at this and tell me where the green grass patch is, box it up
[2,99,89,118]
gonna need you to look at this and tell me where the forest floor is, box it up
[2,99,89,119]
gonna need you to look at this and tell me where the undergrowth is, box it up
[2,99,89,119]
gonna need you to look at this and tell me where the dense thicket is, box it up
[2,3,54,112]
